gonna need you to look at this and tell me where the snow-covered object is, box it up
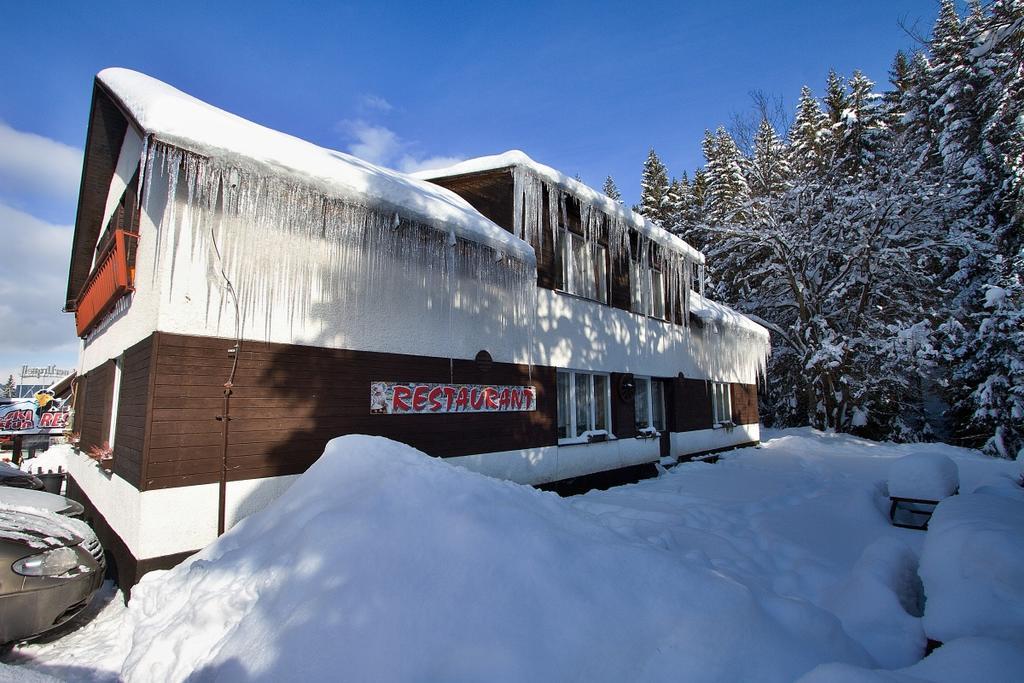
[0,505,92,551]
[417,151,703,326]
[887,452,960,500]
[109,435,870,682]
[797,636,1024,683]
[97,69,534,265]
[822,538,926,668]
[918,491,1024,644]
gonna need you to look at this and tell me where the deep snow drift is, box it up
[6,429,1023,682]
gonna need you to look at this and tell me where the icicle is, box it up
[143,140,537,360]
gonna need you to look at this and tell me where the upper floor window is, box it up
[559,230,608,304]
[557,369,611,443]
[631,261,666,319]
[634,376,666,433]
[712,382,732,426]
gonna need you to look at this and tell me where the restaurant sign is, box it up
[0,393,70,435]
[370,382,536,415]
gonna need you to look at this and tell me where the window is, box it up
[634,377,666,433]
[712,382,732,426]
[556,369,611,442]
[559,230,608,304]
[630,260,666,319]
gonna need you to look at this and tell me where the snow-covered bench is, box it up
[887,453,959,530]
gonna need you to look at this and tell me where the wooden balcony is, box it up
[74,230,138,337]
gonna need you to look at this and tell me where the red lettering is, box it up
[40,412,54,427]
[510,389,522,410]
[470,388,485,410]
[443,386,457,412]
[392,386,412,412]
[499,388,510,409]
[525,387,536,409]
[428,387,443,412]
[455,387,469,410]
[412,385,429,412]
[484,387,498,410]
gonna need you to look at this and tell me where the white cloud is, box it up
[337,120,462,175]
[339,119,404,166]
[396,155,465,174]
[0,121,83,201]
[356,94,393,113]
[0,202,76,357]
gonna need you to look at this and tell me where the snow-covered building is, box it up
[63,69,769,584]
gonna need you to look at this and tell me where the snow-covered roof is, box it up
[414,151,705,265]
[96,69,534,265]
[690,291,770,340]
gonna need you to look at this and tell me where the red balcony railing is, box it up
[74,230,138,337]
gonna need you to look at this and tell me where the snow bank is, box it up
[887,452,959,500]
[19,447,69,476]
[96,69,534,265]
[918,491,1024,643]
[108,435,868,682]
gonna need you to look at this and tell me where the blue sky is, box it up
[0,0,933,383]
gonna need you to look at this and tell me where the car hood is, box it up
[0,487,83,517]
[0,506,94,552]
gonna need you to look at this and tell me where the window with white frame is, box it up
[634,376,666,433]
[711,382,732,426]
[559,230,608,304]
[630,260,666,319]
[556,369,611,442]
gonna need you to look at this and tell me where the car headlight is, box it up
[12,547,84,577]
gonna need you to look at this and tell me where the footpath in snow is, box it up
[3,428,1022,682]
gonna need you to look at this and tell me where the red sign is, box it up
[370,382,537,415]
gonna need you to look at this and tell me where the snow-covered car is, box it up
[0,497,104,643]
[0,460,43,490]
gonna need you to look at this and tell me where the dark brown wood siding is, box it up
[143,332,558,490]
[428,171,633,308]
[79,360,116,452]
[112,336,154,488]
[731,383,759,425]
[610,373,637,439]
[673,377,714,432]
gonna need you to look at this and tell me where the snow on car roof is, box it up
[415,150,705,265]
[96,68,535,265]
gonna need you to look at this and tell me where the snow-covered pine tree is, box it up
[603,175,623,203]
[939,0,1024,457]
[2,375,14,398]
[639,149,672,227]
[702,128,750,225]
[748,118,790,203]
[788,86,830,175]
[669,172,694,237]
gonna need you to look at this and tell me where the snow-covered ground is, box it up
[3,429,1022,682]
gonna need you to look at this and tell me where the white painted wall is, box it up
[81,154,764,387]
[77,162,168,375]
[67,444,301,561]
